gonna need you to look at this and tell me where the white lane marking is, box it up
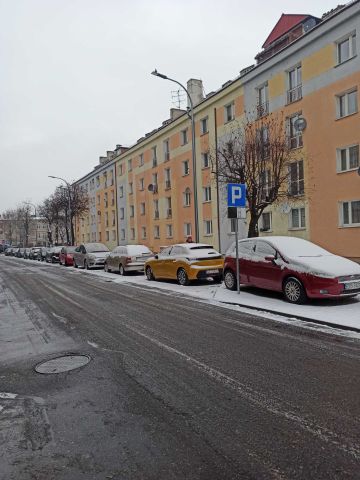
[52,312,67,324]
[0,392,18,399]
[122,323,360,460]
[87,341,99,349]
[43,283,84,310]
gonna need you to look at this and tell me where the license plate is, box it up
[345,281,360,290]
[206,269,219,274]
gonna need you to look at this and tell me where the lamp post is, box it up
[151,69,199,243]
[25,202,38,246]
[48,175,73,245]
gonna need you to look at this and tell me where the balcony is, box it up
[257,101,269,118]
[287,85,302,104]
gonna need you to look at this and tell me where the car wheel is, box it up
[119,264,126,276]
[177,268,189,286]
[73,260,78,269]
[104,262,110,273]
[84,260,89,270]
[224,270,237,291]
[283,277,307,304]
[145,266,155,281]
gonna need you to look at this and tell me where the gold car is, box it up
[144,243,224,286]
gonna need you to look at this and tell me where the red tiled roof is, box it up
[262,14,309,48]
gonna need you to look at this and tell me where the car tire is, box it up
[145,266,155,281]
[84,260,89,270]
[224,270,237,291]
[177,268,189,286]
[73,260,78,269]
[283,277,307,304]
[119,264,126,276]
[104,262,110,273]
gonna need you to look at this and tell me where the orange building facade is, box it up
[75,2,360,261]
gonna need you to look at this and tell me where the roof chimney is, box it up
[187,79,204,107]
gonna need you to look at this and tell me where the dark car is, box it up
[23,248,31,259]
[16,248,25,258]
[59,246,76,266]
[46,246,63,263]
[29,247,41,260]
[39,247,49,262]
[223,236,360,304]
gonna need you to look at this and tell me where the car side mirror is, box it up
[265,255,276,262]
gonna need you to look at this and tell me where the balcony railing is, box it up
[287,85,302,104]
[257,101,269,118]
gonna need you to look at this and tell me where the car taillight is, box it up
[125,257,132,263]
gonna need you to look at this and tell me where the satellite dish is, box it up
[148,184,154,192]
[294,117,307,132]
[278,203,291,214]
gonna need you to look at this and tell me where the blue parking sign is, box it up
[227,184,246,207]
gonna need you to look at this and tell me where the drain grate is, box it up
[35,354,91,374]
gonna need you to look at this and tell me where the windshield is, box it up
[86,243,109,253]
[268,237,332,258]
[189,246,214,251]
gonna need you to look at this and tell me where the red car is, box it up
[223,236,360,304]
[59,246,77,266]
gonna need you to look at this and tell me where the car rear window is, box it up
[86,243,110,253]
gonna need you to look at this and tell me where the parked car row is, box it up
[4,237,360,304]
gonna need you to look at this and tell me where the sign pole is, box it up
[235,214,240,294]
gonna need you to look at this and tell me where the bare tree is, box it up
[212,112,300,237]
[2,209,17,245]
[69,184,89,245]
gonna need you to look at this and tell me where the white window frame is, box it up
[152,146,157,166]
[183,160,190,176]
[260,212,272,232]
[181,129,188,145]
[141,226,147,239]
[224,102,235,123]
[130,205,134,217]
[139,153,144,166]
[287,65,302,104]
[119,185,124,198]
[140,203,145,215]
[337,89,358,118]
[288,113,303,149]
[183,188,191,207]
[337,32,357,65]
[184,223,192,237]
[129,182,133,194]
[166,224,173,238]
[163,139,170,161]
[289,207,306,230]
[257,83,269,117]
[201,152,210,169]
[339,200,360,227]
[200,116,208,135]
[204,220,213,236]
[128,158,132,172]
[203,186,212,202]
[130,228,135,240]
[154,225,160,239]
[121,229,125,240]
[139,178,144,191]
[336,144,359,172]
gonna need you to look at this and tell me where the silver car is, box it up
[73,243,110,270]
[104,244,153,275]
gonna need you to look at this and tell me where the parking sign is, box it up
[227,184,246,207]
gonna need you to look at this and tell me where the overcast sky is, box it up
[0,0,334,212]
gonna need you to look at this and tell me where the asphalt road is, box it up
[1,256,360,480]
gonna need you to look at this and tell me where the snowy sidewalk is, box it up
[78,268,360,333]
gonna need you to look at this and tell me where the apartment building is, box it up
[75,1,359,261]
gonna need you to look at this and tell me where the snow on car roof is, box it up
[251,236,332,258]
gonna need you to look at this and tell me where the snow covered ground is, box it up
[72,267,360,333]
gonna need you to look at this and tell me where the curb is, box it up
[218,300,360,334]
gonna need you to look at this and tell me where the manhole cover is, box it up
[35,354,91,374]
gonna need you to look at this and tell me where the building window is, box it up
[337,145,359,172]
[128,158,132,172]
[140,202,145,215]
[111,190,115,206]
[182,160,190,176]
[99,232,102,241]
[337,33,356,64]
[119,185,124,198]
[104,192,108,207]
[204,220,213,235]
[120,208,124,220]
[257,83,269,117]
[203,186,212,202]
[201,152,210,168]
[103,172,108,188]
[130,228,135,240]
[165,168,171,189]
[105,212,109,227]
[106,231,109,241]
[184,223,192,237]
[154,225,160,239]
[111,211,116,226]
[340,200,360,226]
[166,224,173,238]
[224,102,235,123]
[181,129,188,145]
[166,197,172,218]
[119,164,123,176]
[200,116,208,135]
[130,205,134,217]
[260,169,272,201]
[121,229,125,240]
[184,188,191,207]
[152,173,158,192]
[163,139,170,161]
[257,126,270,157]
[337,90,358,118]
[141,227,147,239]
[289,160,304,196]
[287,65,302,103]
[288,114,303,149]
[110,171,114,186]
[290,207,306,229]
[139,153,144,166]
[260,212,272,232]
[152,146,157,167]
[96,176,100,187]
[153,199,159,219]
[97,194,100,205]
[129,182,133,194]
[139,178,144,191]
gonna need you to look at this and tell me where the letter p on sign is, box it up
[227,183,246,207]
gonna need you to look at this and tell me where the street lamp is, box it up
[151,69,199,243]
[25,201,38,246]
[48,175,73,245]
